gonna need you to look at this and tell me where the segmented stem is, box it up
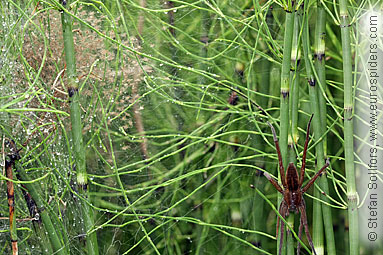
[301,10,324,255]
[61,1,99,254]
[287,11,301,255]
[314,1,336,254]
[314,0,327,156]
[300,3,336,254]
[339,0,359,254]
[16,161,67,255]
[278,2,295,253]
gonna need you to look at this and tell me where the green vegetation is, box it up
[0,0,380,254]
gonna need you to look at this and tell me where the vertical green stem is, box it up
[257,2,273,108]
[314,2,336,254]
[290,9,301,158]
[287,10,300,255]
[279,10,294,167]
[314,0,327,157]
[20,186,54,255]
[286,214,295,255]
[278,3,295,254]
[258,58,271,108]
[16,162,67,255]
[339,0,359,254]
[61,2,99,254]
[300,3,336,254]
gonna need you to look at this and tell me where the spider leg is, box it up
[299,203,317,255]
[299,114,314,187]
[302,158,329,193]
[267,122,287,189]
[297,214,304,254]
[276,200,286,238]
[264,172,284,194]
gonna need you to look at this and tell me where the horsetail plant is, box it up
[300,3,336,254]
[339,0,359,254]
[0,1,373,254]
[277,1,296,254]
[300,4,325,253]
[19,183,54,255]
[279,1,295,166]
[7,141,67,255]
[313,2,336,253]
[290,11,300,159]
[314,0,328,157]
[286,10,301,255]
[17,163,67,255]
[60,1,99,254]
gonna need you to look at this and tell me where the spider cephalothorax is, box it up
[264,115,329,255]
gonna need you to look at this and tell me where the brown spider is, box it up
[264,115,329,255]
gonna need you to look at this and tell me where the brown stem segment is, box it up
[136,0,146,42]
[167,1,175,36]
[6,159,18,255]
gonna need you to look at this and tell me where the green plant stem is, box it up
[61,2,99,254]
[339,0,359,254]
[314,0,327,157]
[286,214,295,255]
[287,11,300,255]
[259,4,273,106]
[20,186,54,255]
[278,4,295,254]
[290,9,300,154]
[279,11,294,167]
[34,222,54,255]
[300,5,325,254]
[16,163,66,255]
[300,4,336,254]
[314,2,336,254]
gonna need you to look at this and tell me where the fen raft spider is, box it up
[264,115,329,255]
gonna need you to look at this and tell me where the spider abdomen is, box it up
[284,190,302,213]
